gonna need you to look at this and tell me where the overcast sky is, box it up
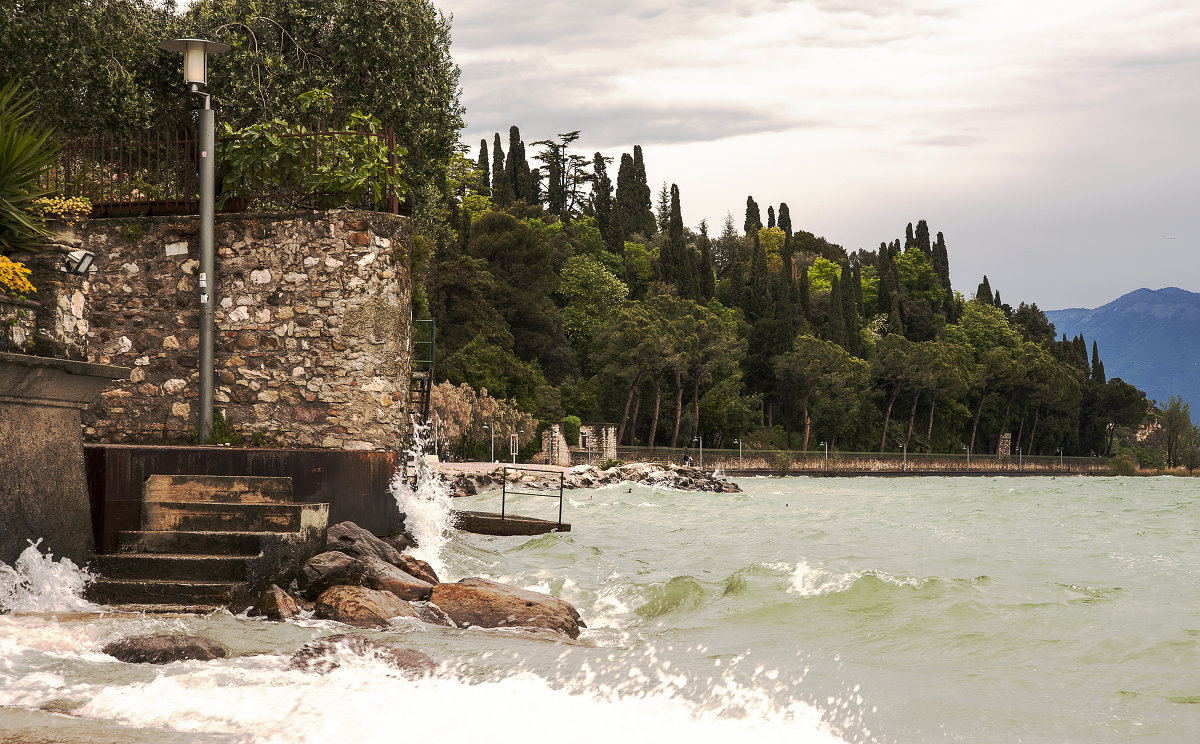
[440,0,1200,310]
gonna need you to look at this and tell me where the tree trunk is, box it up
[669,369,684,448]
[689,374,701,445]
[1014,411,1026,457]
[997,393,1016,455]
[926,390,937,449]
[969,385,988,455]
[617,372,641,445]
[879,384,901,453]
[1026,408,1041,454]
[648,374,662,452]
[628,380,642,446]
[905,390,920,447]
[801,388,814,452]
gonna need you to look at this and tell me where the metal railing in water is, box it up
[501,466,565,528]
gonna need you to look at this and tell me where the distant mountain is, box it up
[1046,287,1200,415]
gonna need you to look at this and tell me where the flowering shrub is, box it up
[32,195,91,224]
[0,255,35,296]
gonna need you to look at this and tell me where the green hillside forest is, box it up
[2,0,1194,469]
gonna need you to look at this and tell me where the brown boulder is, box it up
[361,556,433,601]
[299,550,367,598]
[249,584,300,621]
[397,554,440,585]
[326,521,405,565]
[289,634,435,676]
[102,634,226,664]
[429,577,585,639]
[314,585,418,628]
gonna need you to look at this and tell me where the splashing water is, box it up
[389,426,457,577]
[0,540,100,613]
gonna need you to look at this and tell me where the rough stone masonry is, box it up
[78,210,413,450]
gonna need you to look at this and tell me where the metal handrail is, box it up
[501,466,565,529]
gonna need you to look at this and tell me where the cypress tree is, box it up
[614,153,638,241]
[491,133,511,205]
[888,294,905,336]
[744,196,762,235]
[633,146,655,235]
[905,222,915,250]
[592,153,616,251]
[915,219,931,256]
[976,275,993,304]
[1091,341,1106,384]
[656,182,671,235]
[767,205,776,229]
[778,202,794,290]
[477,139,490,196]
[697,219,715,300]
[798,259,811,319]
[546,157,564,215]
[877,242,896,316]
[504,126,526,202]
[840,262,860,353]
[529,167,542,204]
[827,274,847,347]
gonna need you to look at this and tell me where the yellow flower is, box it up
[0,255,36,296]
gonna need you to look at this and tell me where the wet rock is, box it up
[383,533,415,553]
[397,554,440,585]
[361,556,433,601]
[289,634,435,676]
[429,577,585,639]
[326,521,406,566]
[250,584,300,621]
[102,634,227,664]
[314,585,419,628]
[299,550,367,598]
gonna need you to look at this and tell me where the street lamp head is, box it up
[156,38,231,88]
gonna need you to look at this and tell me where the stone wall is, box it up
[1,253,89,359]
[77,210,412,450]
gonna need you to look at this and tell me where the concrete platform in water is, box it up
[452,510,570,536]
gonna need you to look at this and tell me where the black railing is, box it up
[39,124,402,217]
[501,466,565,529]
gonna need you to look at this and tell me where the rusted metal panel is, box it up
[85,445,401,552]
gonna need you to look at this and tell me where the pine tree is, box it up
[592,153,616,251]
[477,139,490,196]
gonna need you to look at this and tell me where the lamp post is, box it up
[156,38,230,444]
[734,438,742,471]
[820,441,828,472]
[962,445,969,472]
[1057,447,1063,469]
[511,428,523,465]
[482,422,494,463]
[1018,446,1023,471]
[900,443,906,472]
[693,436,703,471]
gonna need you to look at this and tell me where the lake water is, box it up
[2,475,1198,743]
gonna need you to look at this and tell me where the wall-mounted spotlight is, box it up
[63,250,95,276]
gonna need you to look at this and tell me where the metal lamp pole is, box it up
[901,443,907,472]
[821,441,828,472]
[157,38,230,444]
[734,438,742,471]
[963,445,969,471]
[693,436,703,471]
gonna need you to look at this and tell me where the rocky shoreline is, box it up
[443,462,741,497]
[100,519,585,670]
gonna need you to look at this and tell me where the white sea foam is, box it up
[389,429,456,577]
[787,561,923,598]
[24,654,850,744]
[0,540,100,613]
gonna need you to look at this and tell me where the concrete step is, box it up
[100,603,225,615]
[90,553,258,582]
[142,501,327,533]
[116,529,269,555]
[144,474,295,504]
[87,578,245,606]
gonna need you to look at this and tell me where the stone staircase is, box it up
[88,475,329,613]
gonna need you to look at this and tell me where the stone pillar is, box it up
[0,353,128,565]
[541,424,570,467]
